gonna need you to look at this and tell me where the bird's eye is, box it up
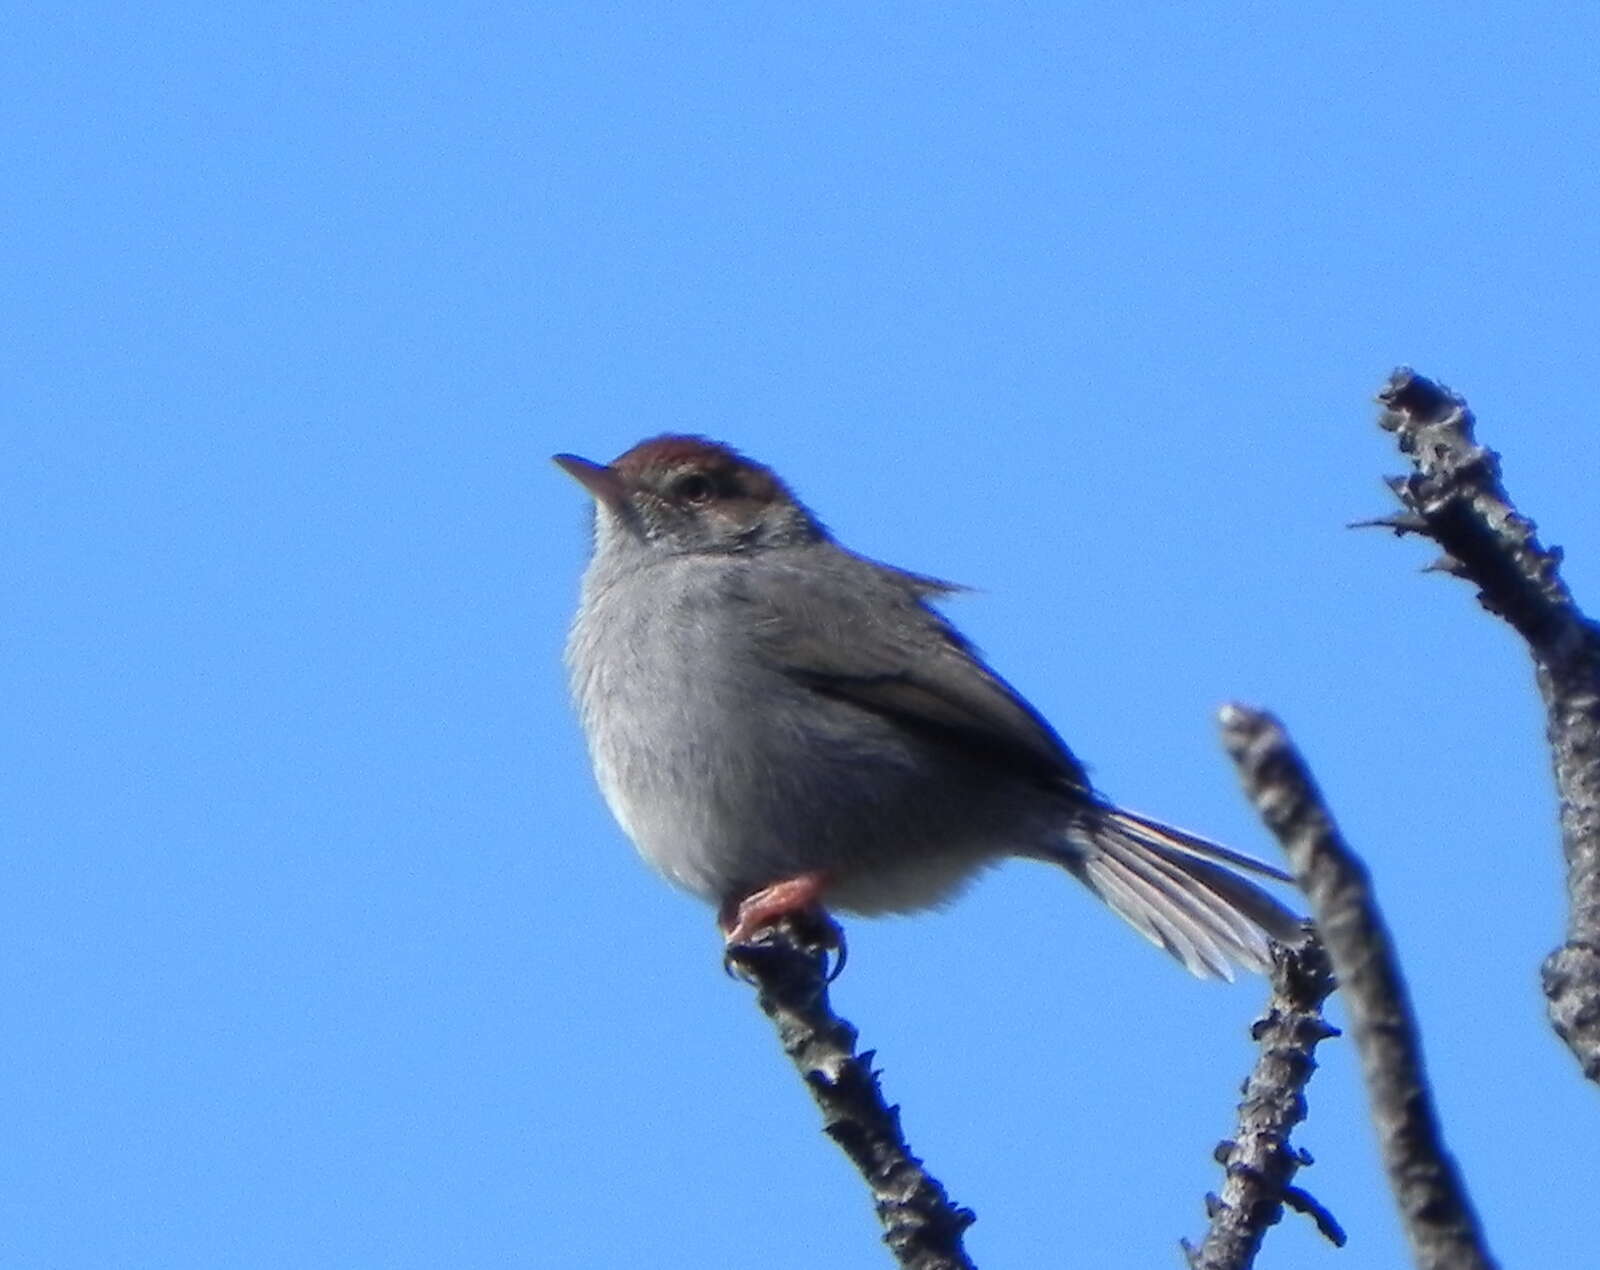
[671,472,716,503]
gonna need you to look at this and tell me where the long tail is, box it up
[1055,807,1304,980]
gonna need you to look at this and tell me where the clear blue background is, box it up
[9,4,1599,1266]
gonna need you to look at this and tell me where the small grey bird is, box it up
[558,435,1301,979]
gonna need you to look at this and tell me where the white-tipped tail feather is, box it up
[1061,808,1304,980]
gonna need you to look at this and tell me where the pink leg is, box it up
[718,872,835,946]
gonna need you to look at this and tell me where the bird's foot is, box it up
[719,874,847,981]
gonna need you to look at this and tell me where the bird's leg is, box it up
[719,873,847,978]
[719,872,833,943]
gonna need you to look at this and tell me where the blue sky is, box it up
[9,4,1600,1266]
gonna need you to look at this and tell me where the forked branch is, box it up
[1221,705,1498,1270]
[1374,369,1600,1084]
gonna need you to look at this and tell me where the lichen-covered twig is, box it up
[1220,705,1498,1270]
[1183,935,1341,1270]
[727,920,978,1270]
[1374,368,1600,1083]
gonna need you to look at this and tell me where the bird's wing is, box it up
[730,553,1091,790]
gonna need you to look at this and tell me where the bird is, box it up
[557,434,1302,979]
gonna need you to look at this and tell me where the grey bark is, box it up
[726,922,978,1270]
[1372,368,1600,1084]
[1220,704,1498,1270]
[1183,936,1342,1270]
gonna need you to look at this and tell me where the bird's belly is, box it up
[567,567,1057,911]
[582,668,1038,911]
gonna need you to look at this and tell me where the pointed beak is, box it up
[553,453,627,511]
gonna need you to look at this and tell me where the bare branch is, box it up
[1220,704,1499,1270]
[726,920,978,1270]
[1183,935,1341,1270]
[1374,368,1600,1082]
